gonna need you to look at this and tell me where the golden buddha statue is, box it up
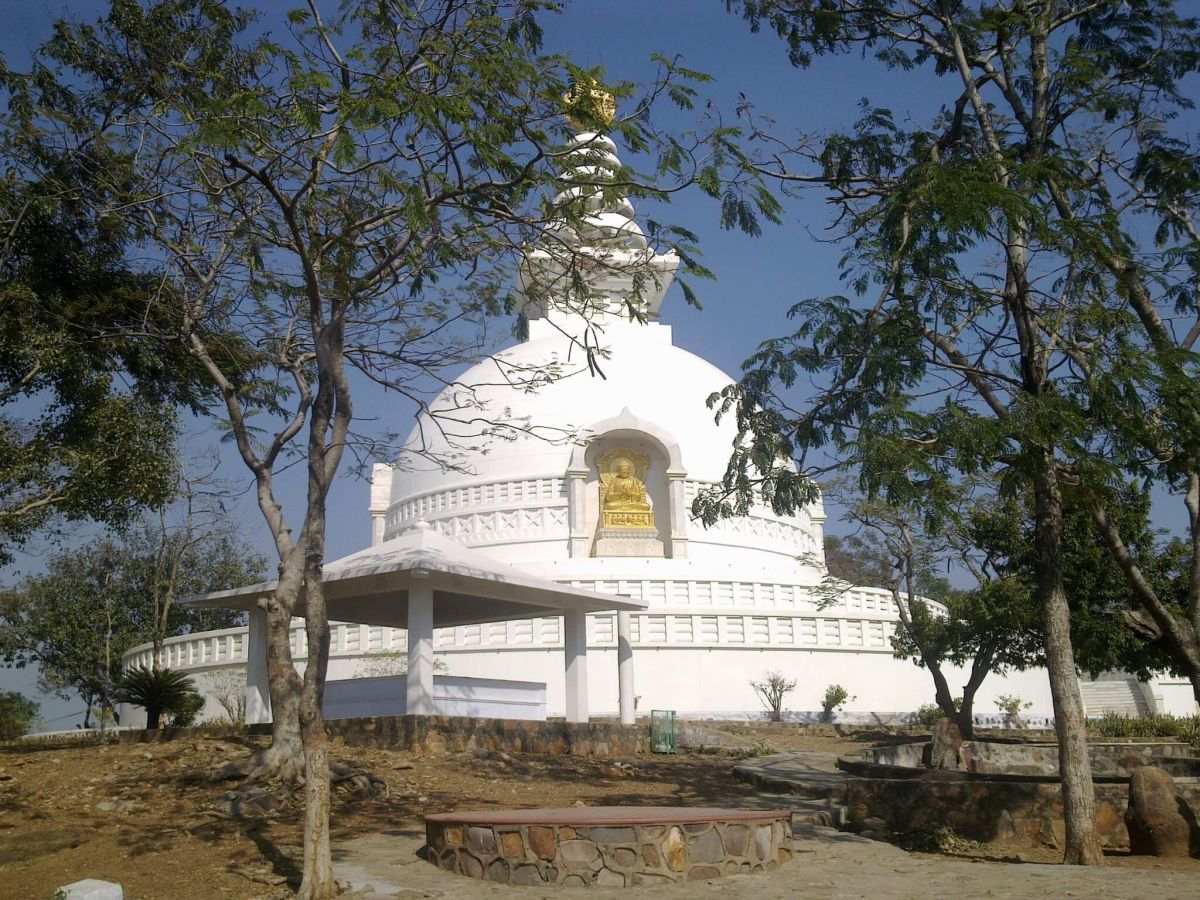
[598,449,655,530]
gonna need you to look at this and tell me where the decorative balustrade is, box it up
[121,581,924,673]
[385,477,569,535]
[380,477,830,560]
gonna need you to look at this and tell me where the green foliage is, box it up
[732,739,775,761]
[0,83,242,560]
[995,694,1032,730]
[165,688,205,728]
[0,517,261,716]
[824,534,891,591]
[702,0,1200,714]
[0,691,39,740]
[819,683,853,722]
[115,665,199,730]
[908,703,946,728]
[1087,712,1200,747]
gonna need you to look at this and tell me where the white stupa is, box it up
[123,95,1194,727]
[356,109,1048,721]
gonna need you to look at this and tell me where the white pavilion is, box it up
[121,107,1196,728]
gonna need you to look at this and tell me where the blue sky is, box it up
[2,1,1193,728]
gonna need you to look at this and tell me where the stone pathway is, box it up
[732,752,850,826]
[331,825,1200,899]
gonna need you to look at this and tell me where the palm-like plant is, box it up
[115,665,200,729]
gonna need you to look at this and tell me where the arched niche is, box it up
[565,408,688,559]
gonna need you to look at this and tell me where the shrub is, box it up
[1088,712,1200,746]
[115,665,201,729]
[1176,718,1200,749]
[732,740,775,761]
[209,667,247,724]
[0,691,39,740]
[750,670,797,722]
[995,694,1032,729]
[166,689,205,728]
[820,684,854,723]
[909,703,946,728]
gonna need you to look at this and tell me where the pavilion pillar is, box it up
[245,606,272,725]
[564,610,589,723]
[407,584,435,716]
[617,611,635,725]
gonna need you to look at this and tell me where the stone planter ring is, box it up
[425,806,794,886]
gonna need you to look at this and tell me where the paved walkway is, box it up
[732,752,850,801]
[332,826,1200,899]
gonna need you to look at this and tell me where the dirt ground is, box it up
[2,729,1199,899]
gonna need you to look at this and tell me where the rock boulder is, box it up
[1125,765,1196,858]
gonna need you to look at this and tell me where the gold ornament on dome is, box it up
[563,81,617,132]
[598,448,655,530]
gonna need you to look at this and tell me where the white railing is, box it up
[123,606,910,674]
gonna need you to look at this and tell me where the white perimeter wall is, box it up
[439,646,1056,721]
[122,645,1057,726]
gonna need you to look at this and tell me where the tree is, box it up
[0,68,234,561]
[0,691,39,740]
[964,486,1185,683]
[819,683,852,722]
[0,541,136,727]
[824,534,892,589]
[120,463,268,666]
[822,481,1039,739]
[750,670,796,721]
[11,3,750,894]
[701,0,1200,864]
[0,510,260,725]
[115,665,201,730]
[892,570,1045,740]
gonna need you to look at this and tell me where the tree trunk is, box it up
[254,594,304,781]
[955,649,994,741]
[956,692,975,740]
[297,525,335,896]
[296,603,334,899]
[1034,463,1104,865]
[929,663,969,738]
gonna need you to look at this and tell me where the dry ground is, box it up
[1,729,1198,899]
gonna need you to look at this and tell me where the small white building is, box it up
[121,120,1195,728]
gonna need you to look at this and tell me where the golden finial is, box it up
[563,80,616,132]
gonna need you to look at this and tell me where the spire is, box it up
[516,83,679,334]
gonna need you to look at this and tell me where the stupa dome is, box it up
[377,115,825,581]
[391,321,740,498]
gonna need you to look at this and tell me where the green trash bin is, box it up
[650,709,677,754]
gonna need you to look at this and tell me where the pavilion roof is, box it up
[180,522,644,629]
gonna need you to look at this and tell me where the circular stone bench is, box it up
[425,806,794,887]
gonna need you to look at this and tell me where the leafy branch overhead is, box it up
[703,0,1200,866]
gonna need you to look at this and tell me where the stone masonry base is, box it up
[425,807,794,886]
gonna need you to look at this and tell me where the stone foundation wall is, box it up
[846,777,1200,849]
[862,740,1194,776]
[325,715,647,757]
[112,716,646,757]
[426,816,793,886]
